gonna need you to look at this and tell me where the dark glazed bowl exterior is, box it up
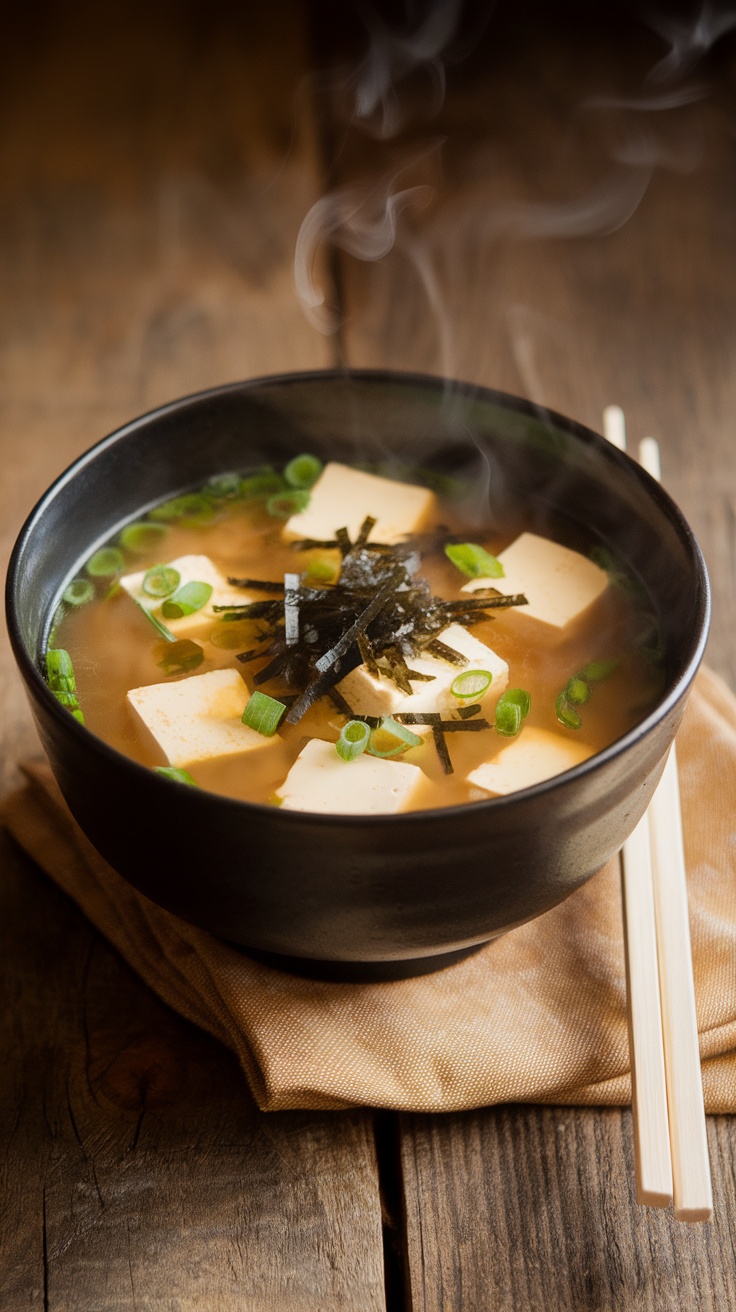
[6,371,710,980]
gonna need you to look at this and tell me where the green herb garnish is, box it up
[157,639,205,676]
[284,454,323,490]
[266,489,311,520]
[150,493,216,528]
[579,659,620,682]
[136,600,177,643]
[555,693,583,730]
[161,581,213,619]
[445,542,504,580]
[206,472,243,501]
[566,677,590,706]
[302,556,340,587]
[242,691,287,736]
[368,717,423,758]
[46,648,85,723]
[119,521,168,554]
[555,659,617,729]
[155,766,198,786]
[86,547,125,578]
[450,669,492,700]
[336,719,371,762]
[142,565,180,599]
[495,688,531,737]
[62,579,95,607]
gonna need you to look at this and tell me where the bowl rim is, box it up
[5,366,711,826]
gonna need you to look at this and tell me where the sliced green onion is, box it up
[444,542,504,579]
[242,691,287,737]
[239,468,286,500]
[46,648,75,690]
[150,493,215,527]
[142,565,180,599]
[62,578,95,607]
[566,677,590,705]
[119,521,167,554]
[157,639,205,676]
[336,719,371,762]
[209,621,252,650]
[302,557,340,586]
[206,472,242,501]
[266,489,311,520]
[579,659,620,682]
[284,454,323,489]
[495,687,531,737]
[450,669,492,700]
[136,600,177,642]
[71,707,86,724]
[161,581,213,619]
[155,765,198,786]
[86,547,125,578]
[555,693,582,730]
[368,717,423,758]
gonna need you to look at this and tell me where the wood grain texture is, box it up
[322,4,736,1307]
[399,1105,736,1312]
[0,4,386,1309]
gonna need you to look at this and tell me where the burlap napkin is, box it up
[3,666,736,1114]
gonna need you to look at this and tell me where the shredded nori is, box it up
[221,516,527,726]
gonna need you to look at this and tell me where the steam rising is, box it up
[640,1,736,83]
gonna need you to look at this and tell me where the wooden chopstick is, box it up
[603,407,673,1207]
[637,434,713,1223]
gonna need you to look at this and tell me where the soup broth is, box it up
[48,458,663,813]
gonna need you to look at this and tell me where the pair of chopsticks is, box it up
[602,405,712,1222]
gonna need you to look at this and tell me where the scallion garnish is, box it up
[206,472,242,501]
[242,691,287,737]
[445,542,504,579]
[336,719,371,762]
[368,717,423,758]
[301,556,339,586]
[495,688,531,737]
[450,669,492,700]
[566,677,590,706]
[239,469,286,500]
[86,547,125,578]
[161,581,213,619]
[555,693,583,730]
[157,639,205,676]
[136,600,177,642]
[142,565,181,599]
[579,659,620,682]
[62,579,95,607]
[155,766,198,786]
[284,454,323,489]
[119,521,167,554]
[209,621,252,650]
[46,648,85,723]
[150,493,215,528]
[266,489,311,520]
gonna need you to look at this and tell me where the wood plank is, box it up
[0,3,385,1309]
[322,4,736,1307]
[400,1106,736,1312]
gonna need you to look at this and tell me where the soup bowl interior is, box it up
[6,371,709,980]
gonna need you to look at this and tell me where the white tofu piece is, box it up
[127,669,272,768]
[467,727,593,797]
[275,738,425,815]
[121,554,254,637]
[461,532,608,630]
[336,622,508,722]
[283,462,436,545]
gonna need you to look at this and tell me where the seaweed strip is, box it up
[357,632,380,678]
[457,703,482,719]
[226,577,285,592]
[432,726,453,775]
[335,527,352,557]
[355,515,376,548]
[212,599,283,619]
[458,592,528,609]
[236,647,269,664]
[314,571,400,676]
[442,719,491,732]
[424,638,466,666]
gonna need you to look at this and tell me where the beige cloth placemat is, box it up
[3,666,736,1114]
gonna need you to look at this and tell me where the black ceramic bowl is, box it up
[6,371,709,980]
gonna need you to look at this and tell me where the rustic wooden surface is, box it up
[2,2,735,1309]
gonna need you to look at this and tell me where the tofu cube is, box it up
[283,462,436,545]
[121,554,254,637]
[467,727,593,797]
[275,738,425,814]
[127,669,273,768]
[336,622,508,722]
[462,532,608,630]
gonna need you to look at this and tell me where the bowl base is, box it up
[225,941,489,982]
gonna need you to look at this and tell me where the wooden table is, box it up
[2,3,735,1307]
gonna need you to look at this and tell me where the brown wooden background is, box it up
[2,2,735,1308]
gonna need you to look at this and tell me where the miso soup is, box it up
[46,456,664,814]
